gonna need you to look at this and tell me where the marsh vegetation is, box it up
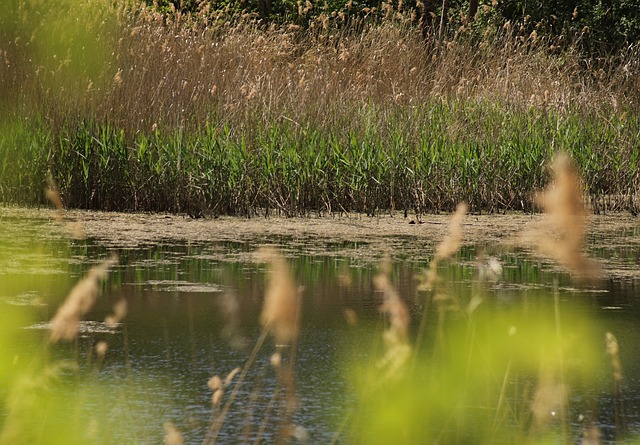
[1,2,640,443]
[1,1,639,215]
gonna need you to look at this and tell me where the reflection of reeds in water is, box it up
[48,253,118,342]
[525,153,601,280]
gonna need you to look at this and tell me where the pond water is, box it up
[1,208,640,444]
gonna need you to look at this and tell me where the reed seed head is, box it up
[434,202,468,261]
[526,153,602,279]
[95,341,108,359]
[257,247,301,345]
[207,375,222,391]
[105,298,127,327]
[163,422,184,445]
[606,332,623,383]
[531,368,567,429]
[270,352,282,368]
[49,253,118,342]
[212,388,223,406]
[417,202,468,293]
[224,367,241,386]
[343,308,358,326]
[374,254,411,379]
[45,177,64,222]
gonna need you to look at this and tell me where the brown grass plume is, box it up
[49,253,118,342]
[374,254,411,379]
[524,153,602,280]
[417,202,468,293]
[256,247,301,346]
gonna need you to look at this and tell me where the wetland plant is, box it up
[1,1,639,215]
[347,154,615,444]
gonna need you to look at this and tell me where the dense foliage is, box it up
[150,0,640,51]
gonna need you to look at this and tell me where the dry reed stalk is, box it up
[48,253,118,342]
[523,153,602,280]
[206,329,270,443]
[256,247,301,346]
[163,421,184,445]
[277,362,300,434]
[207,367,240,408]
[374,254,411,379]
[417,202,468,293]
[606,332,623,383]
[253,247,304,441]
[343,308,358,326]
[434,202,468,261]
[45,176,85,238]
[606,331,626,436]
[20,4,635,136]
[530,367,568,431]
[218,292,247,350]
[581,425,602,445]
[45,177,64,223]
[209,377,223,406]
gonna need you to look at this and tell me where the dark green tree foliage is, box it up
[490,0,640,51]
[146,0,640,50]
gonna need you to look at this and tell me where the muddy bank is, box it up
[2,206,639,280]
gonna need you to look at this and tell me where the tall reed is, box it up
[1,1,639,215]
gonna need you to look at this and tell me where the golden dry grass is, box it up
[104,298,127,327]
[6,2,639,134]
[417,201,468,293]
[163,421,184,445]
[374,254,412,379]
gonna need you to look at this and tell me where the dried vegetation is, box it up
[1,1,639,214]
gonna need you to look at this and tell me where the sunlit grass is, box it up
[2,105,639,215]
[1,1,639,215]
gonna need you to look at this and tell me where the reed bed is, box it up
[1,1,639,215]
[2,106,638,216]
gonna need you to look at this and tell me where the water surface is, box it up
[1,208,639,444]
